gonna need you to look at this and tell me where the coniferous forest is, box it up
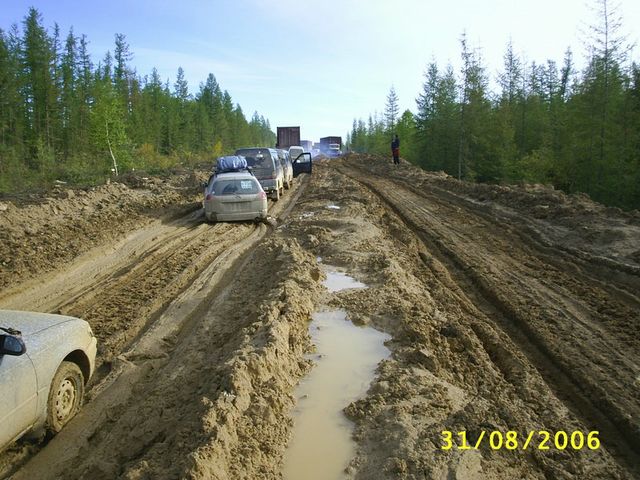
[2,5,638,211]
[0,8,275,192]
[348,2,640,210]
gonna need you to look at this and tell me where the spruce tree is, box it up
[384,86,400,133]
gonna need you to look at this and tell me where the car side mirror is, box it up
[0,334,27,356]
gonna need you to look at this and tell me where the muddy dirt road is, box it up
[1,155,638,479]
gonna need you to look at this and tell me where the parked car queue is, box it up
[203,146,312,224]
[0,147,312,453]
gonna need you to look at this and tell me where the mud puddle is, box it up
[283,268,389,480]
[324,270,367,293]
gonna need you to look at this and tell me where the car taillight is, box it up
[206,193,213,200]
[259,191,267,199]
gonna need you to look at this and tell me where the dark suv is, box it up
[235,148,285,200]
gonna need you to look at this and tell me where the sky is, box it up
[2,0,639,143]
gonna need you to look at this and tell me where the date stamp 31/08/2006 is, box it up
[440,430,601,451]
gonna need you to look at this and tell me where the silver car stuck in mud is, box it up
[203,171,268,223]
[0,310,97,450]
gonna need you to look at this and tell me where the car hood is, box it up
[0,310,77,336]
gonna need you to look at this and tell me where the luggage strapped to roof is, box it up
[214,155,251,174]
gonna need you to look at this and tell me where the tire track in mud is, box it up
[272,163,628,478]
[374,165,640,308]
[0,211,251,371]
[339,165,640,476]
[2,177,311,479]
[0,209,205,312]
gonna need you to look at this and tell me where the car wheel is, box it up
[273,188,280,201]
[46,361,85,433]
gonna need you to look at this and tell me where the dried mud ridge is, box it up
[1,155,638,479]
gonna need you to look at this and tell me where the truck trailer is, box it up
[319,136,342,157]
[276,126,301,150]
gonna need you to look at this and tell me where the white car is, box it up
[0,310,97,451]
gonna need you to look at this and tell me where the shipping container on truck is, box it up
[320,136,342,156]
[276,126,301,149]
[319,136,342,149]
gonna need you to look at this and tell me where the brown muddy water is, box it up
[283,269,390,480]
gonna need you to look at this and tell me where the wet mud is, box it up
[1,155,638,479]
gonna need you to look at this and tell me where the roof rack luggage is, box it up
[215,155,250,174]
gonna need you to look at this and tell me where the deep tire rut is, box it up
[340,164,640,476]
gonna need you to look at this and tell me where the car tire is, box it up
[273,188,280,201]
[46,361,85,433]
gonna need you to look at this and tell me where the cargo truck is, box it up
[319,136,342,157]
[300,140,313,152]
[276,126,301,150]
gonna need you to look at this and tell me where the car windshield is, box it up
[212,178,260,196]
[236,149,274,176]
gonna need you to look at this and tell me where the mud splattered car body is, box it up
[0,310,97,451]
[203,171,268,222]
[235,148,285,200]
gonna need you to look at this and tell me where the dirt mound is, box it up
[344,155,640,271]
[0,173,203,293]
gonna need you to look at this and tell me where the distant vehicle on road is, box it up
[0,310,97,451]
[203,170,268,223]
[320,136,342,157]
[235,148,285,201]
[276,126,301,150]
[288,146,304,164]
[327,143,341,157]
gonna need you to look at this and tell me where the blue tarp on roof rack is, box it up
[215,155,248,173]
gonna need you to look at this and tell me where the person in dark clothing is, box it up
[391,134,400,164]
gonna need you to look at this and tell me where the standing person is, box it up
[391,134,400,165]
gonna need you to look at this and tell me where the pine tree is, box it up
[384,86,400,132]
[21,7,57,165]
[433,65,460,174]
[59,28,77,160]
[415,62,439,169]
[172,67,190,150]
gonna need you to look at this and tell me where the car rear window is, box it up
[212,178,260,195]
[289,148,303,160]
[236,149,274,175]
